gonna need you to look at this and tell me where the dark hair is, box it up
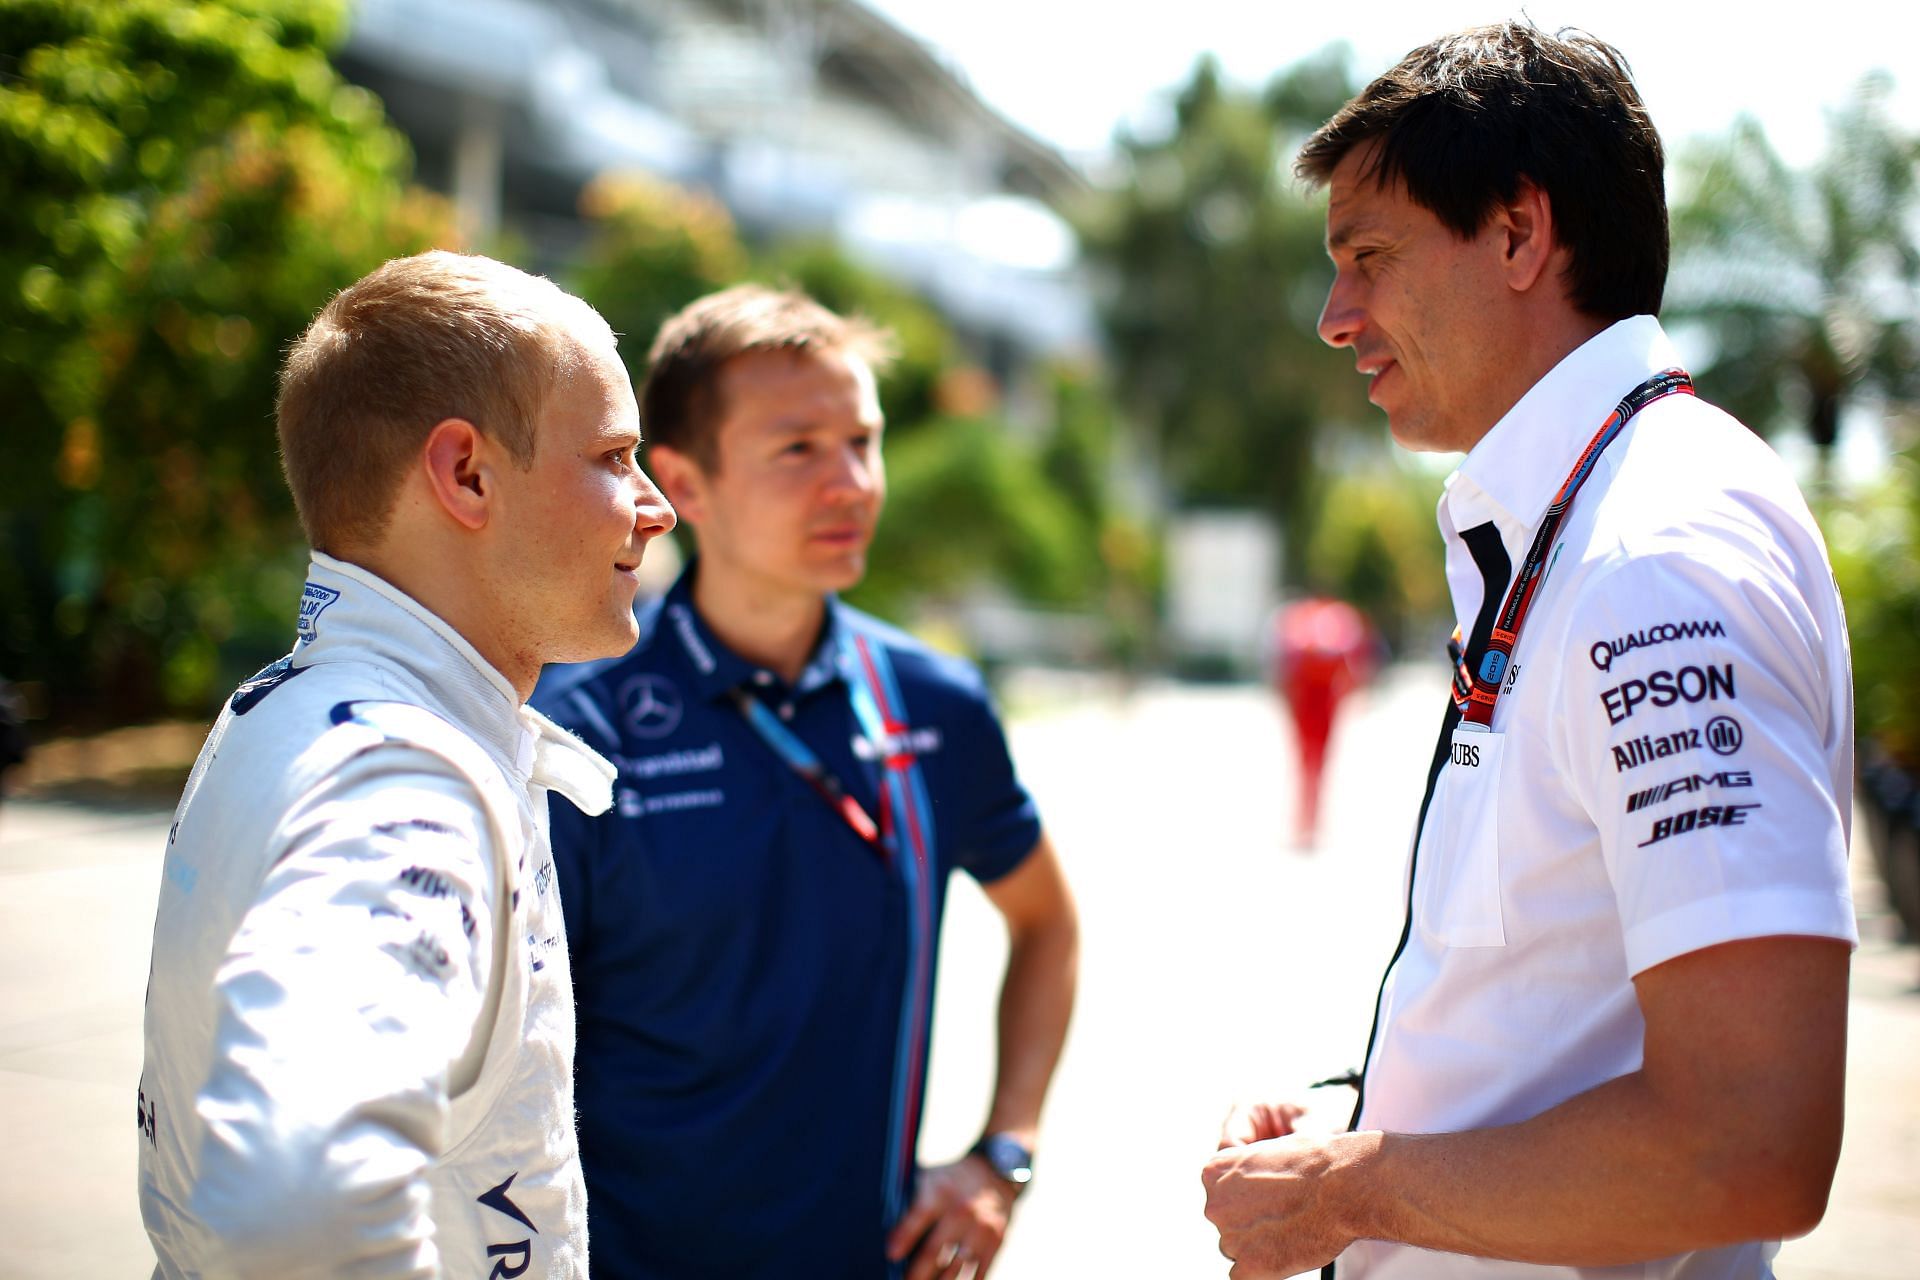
[643,284,895,470]
[1296,22,1667,320]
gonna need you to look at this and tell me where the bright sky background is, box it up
[867,0,1920,171]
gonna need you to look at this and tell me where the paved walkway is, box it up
[1,669,1913,1276]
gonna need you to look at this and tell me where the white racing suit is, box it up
[138,552,614,1279]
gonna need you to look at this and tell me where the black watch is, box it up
[969,1132,1035,1191]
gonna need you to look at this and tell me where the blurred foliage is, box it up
[852,416,1095,618]
[1670,74,1920,476]
[568,171,747,365]
[1300,455,1447,654]
[1828,435,1920,767]
[1076,49,1376,583]
[0,0,451,724]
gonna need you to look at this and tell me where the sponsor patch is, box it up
[297,582,340,643]
[852,725,944,761]
[667,604,717,675]
[1638,802,1762,847]
[1600,663,1737,725]
[1589,619,1727,672]
[402,929,453,978]
[1705,715,1744,756]
[640,787,725,815]
[1625,769,1753,812]
[613,742,724,780]
[619,674,684,739]
[1612,726,1704,772]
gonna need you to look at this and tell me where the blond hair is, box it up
[276,250,612,549]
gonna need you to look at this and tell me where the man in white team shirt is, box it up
[137,251,676,1278]
[1202,23,1856,1280]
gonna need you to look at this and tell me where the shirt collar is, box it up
[656,560,851,703]
[296,552,614,815]
[1441,315,1684,546]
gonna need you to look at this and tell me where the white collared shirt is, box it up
[140,553,614,1279]
[1340,317,1857,1280]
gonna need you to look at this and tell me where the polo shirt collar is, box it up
[1441,314,1682,544]
[656,560,852,702]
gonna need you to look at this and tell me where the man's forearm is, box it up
[982,916,1078,1143]
[1334,1067,1834,1265]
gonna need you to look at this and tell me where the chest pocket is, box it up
[1415,726,1508,948]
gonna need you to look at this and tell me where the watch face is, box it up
[980,1134,1034,1184]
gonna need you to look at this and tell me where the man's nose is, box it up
[825,443,878,497]
[633,470,676,537]
[1317,273,1362,350]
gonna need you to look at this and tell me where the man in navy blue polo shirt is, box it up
[537,285,1079,1279]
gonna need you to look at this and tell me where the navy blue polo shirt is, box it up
[535,564,1041,1279]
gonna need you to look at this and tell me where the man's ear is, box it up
[422,417,493,531]
[1496,179,1560,296]
[647,444,708,526]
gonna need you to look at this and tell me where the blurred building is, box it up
[337,0,1098,399]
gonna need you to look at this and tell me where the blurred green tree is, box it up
[1669,74,1920,482]
[0,0,450,724]
[851,415,1096,620]
[1828,436,1920,766]
[566,171,748,380]
[1300,455,1447,654]
[1076,48,1374,582]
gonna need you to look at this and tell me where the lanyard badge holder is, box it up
[1424,368,1693,950]
[1449,368,1694,730]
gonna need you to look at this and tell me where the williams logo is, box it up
[1600,664,1737,725]
[297,582,340,643]
[1706,715,1744,756]
[1589,619,1726,672]
[1626,769,1753,812]
[1638,802,1761,847]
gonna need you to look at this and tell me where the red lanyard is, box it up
[1454,368,1694,728]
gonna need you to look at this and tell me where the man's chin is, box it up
[553,614,642,666]
[812,553,868,595]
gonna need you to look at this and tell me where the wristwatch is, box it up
[969,1132,1035,1192]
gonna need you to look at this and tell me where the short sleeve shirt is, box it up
[1340,317,1857,1280]
[534,564,1041,1278]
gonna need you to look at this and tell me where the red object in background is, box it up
[1271,599,1377,847]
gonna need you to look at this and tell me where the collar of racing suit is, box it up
[294,551,615,817]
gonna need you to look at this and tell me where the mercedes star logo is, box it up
[620,674,684,739]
